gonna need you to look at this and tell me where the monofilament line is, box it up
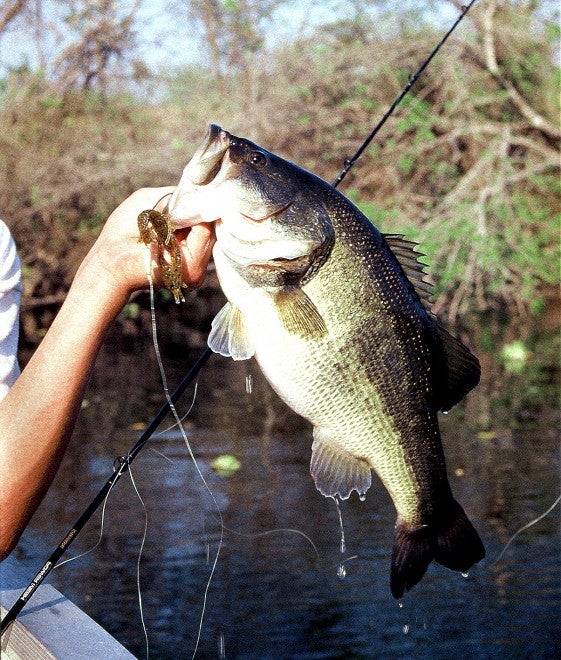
[128,464,150,660]
[491,493,561,566]
[145,249,224,659]
[52,477,118,570]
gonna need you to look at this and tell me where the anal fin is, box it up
[208,302,254,360]
[310,434,372,501]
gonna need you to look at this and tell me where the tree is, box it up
[52,0,146,92]
[187,0,279,75]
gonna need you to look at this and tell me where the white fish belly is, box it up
[214,250,419,516]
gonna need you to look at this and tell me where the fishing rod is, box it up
[0,0,476,637]
[0,348,212,635]
[333,0,477,187]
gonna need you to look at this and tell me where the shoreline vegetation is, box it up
[1,0,559,424]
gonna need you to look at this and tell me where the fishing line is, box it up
[490,493,561,567]
[145,446,320,560]
[153,380,200,437]
[149,447,176,463]
[52,476,118,570]
[145,250,224,660]
[127,463,150,660]
[207,520,320,560]
[0,0,478,639]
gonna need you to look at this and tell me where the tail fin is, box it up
[390,501,485,599]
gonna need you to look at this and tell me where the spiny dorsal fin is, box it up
[273,287,327,338]
[384,235,480,411]
[384,234,435,315]
[208,302,254,360]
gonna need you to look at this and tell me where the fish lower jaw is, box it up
[219,245,314,274]
[249,254,313,273]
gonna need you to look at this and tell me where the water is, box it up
[7,345,561,658]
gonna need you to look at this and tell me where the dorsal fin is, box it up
[384,234,434,315]
[435,325,481,412]
[384,234,480,410]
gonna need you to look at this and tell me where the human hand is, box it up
[77,187,215,303]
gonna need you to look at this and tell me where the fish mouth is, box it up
[185,123,230,185]
[166,124,230,223]
[251,254,313,273]
[240,201,293,223]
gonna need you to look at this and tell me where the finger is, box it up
[179,223,215,288]
[103,187,176,241]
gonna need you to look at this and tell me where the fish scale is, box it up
[169,124,485,598]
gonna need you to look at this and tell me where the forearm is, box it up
[0,187,214,560]
[0,260,128,559]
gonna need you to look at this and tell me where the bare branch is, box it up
[470,0,561,139]
[0,0,27,34]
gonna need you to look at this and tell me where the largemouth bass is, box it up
[169,124,485,598]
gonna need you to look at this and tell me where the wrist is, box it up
[75,235,153,310]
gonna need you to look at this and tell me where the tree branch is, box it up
[0,0,26,34]
[471,0,561,139]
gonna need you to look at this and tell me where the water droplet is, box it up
[403,624,409,634]
[461,571,469,579]
[218,632,226,659]
[337,563,347,579]
[333,497,346,555]
[245,374,253,394]
[398,601,404,609]
[442,410,450,415]
[359,493,366,502]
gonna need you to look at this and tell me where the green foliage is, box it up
[490,329,561,424]
[1,0,559,357]
[501,340,530,374]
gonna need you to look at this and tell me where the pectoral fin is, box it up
[310,433,372,501]
[274,287,327,339]
[208,302,254,360]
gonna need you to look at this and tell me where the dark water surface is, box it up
[8,343,561,658]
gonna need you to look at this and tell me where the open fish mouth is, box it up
[166,124,230,223]
[184,123,230,185]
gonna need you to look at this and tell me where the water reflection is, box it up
[10,345,561,658]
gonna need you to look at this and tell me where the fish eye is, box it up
[249,151,268,168]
